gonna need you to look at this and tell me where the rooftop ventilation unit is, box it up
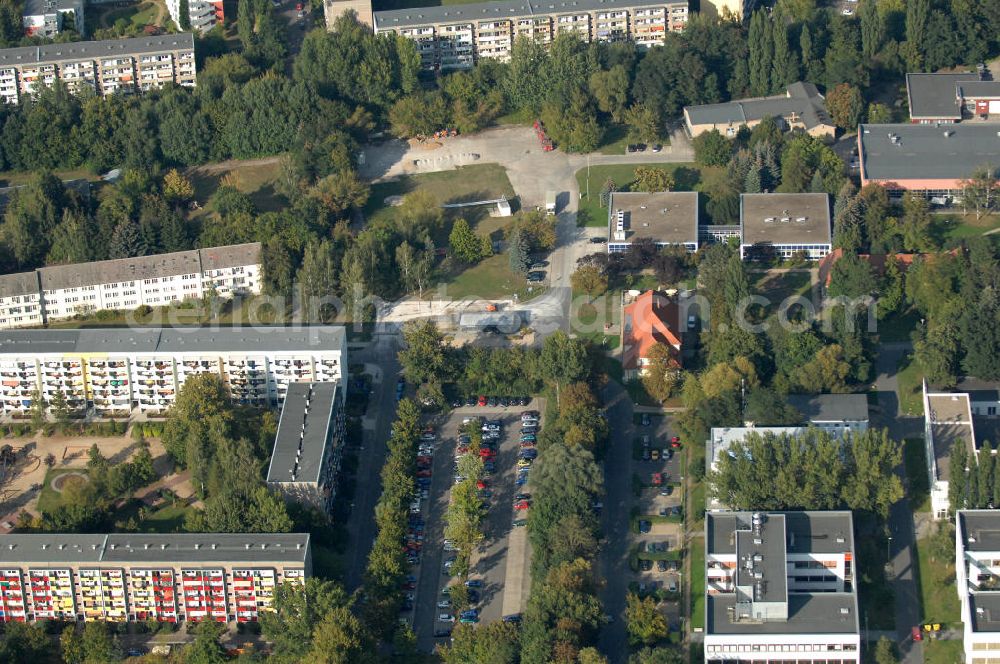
[764,217,776,223]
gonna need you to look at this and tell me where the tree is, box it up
[399,320,450,384]
[50,389,71,433]
[589,65,630,122]
[960,165,999,220]
[183,620,226,664]
[162,168,194,205]
[508,228,530,275]
[109,219,145,259]
[828,252,876,298]
[748,10,774,96]
[309,606,367,663]
[449,218,487,263]
[633,167,675,193]
[311,171,369,219]
[867,102,893,124]
[630,647,684,664]
[826,83,864,131]
[178,0,191,30]
[771,19,798,89]
[623,104,661,145]
[571,265,608,301]
[641,344,681,402]
[794,344,852,393]
[439,621,520,664]
[693,130,732,167]
[0,623,51,663]
[28,389,46,432]
[625,593,669,646]
[873,636,898,664]
[859,0,884,59]
[915,322,959,387]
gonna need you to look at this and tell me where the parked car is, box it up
[517,458,533,468]
[641,413,651,426]
[522,410,539,419]
[527,271,545,283]
[657,559,668,573]
[640,559,653,571]
[438,599,452,608]
[434,628,453,638]
[465,579,483,588]
[660,486,672,496]
[514,500,530,510]
[513,519,528,527]
[590,236,605,243]
[639,520,651,534]
[439,614,455,623]
[515,493,531,501]
[477,395,488,406]
[519,449,538,459]
[651,449,660,461]
[502,614,522,624]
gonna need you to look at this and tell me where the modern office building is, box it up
[0,33,196,105]
[684,82,835,139]
[0,242,261,330]
[607,191,699,254]
[267,382,346,516]
[373,0,689,70]
[0,326,346,418]
[906,72,1000,123]
[0,533,310,624]
[704,511,861,663]
[165,0,224,32]
[739,193,832,260]
[22,0,84,38]
[857,123,1000,200]
[956,510,1000,664]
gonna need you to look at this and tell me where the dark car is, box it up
[590,236,605,243]
[657,559,668,572]
[499,396,510,407]
[527,271,545,282]
[451,398,464,408]
[515,493,532,501]
[487,396,499,407]
[468,589,480,603]
[465,579,483,588]
[642,448,651,461]
[519,449,538,459]
[503,614,523,624]
[640,559,653,571]
[641,413,651,426]
[465,396,477,407]
[434,628,453,638]
[638,520,651,534]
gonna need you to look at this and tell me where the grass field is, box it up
[574,163,704,228]
[140,503,191,532]
[186,159,288,218]
[932,212,1000,243]
[0,168,99,188]
[914,525,961,626]
[922,639,964,664]
[897,352,925,417]
[442,253,542,301]
[752,270,812,318]
[85,0,169,34]
[878,308,920,343]
[903,438,931,512]
[689,535,705,630]
[37,468,89,514]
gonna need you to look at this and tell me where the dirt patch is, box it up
[51,472,87,493]
[408,139,443,151]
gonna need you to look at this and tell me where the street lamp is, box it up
[887,535,893,562]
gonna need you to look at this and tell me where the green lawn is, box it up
[37,468,89,514]
[186,159,288,218]
[914,525,961,627]
[0,168,99,188]
[89,0,165,33]
[923,638,964,664]
[752,270,812,318]
[574,163,704,228]
[903,438,931,512]
[140,503,192,533]
[931,212,1000,244]
[856,528,896,630]
[441,253,541,301]
[897,352,925,417]
[689,535,705,630]
[364,163,515,228]
[878,308,920,343]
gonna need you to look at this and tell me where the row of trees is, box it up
[444,421,487,582]
[949,439,1000,514]
[710,428,904,519]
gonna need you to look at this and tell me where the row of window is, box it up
[707,643,858,653]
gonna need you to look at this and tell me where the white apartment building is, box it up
[22,0,84,38]
[373,0,689,70]
[923,381,979,519]
[0,326,346,418]
[165,0,224,33]
[0,243,261,330]
[704,511,861,663]
[0,34,195,106]
[0,533,310,624]
[957,510,1000,664]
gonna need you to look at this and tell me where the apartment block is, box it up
[267,382,346,516]
[957,510,1000,663]
[22,0,84,39]
[0,326,346,418]
[0,533,310,624]
[0,34,195,105]
[166,0,224,33]
[373,0,689,70]
[0,242,260,329]
[704,511,860,663]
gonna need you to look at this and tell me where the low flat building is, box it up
[621,290,682,379]
[956,510,1000,663]
[373,0,689,70]
[739,193,832,260]
[704,511,860,663]
[786,394,869,433]
[267,382,346,516]
[0,533,309,624]
[0,326,346,417]
[607,191,699,254]
[0,242,261,329]
[906,72,1000,123]
[684,82,835,139]
[857,123,1000,200]
[22,0,83,38]
[324,0,374,29]
[0,34,196,105]
[924,381,978,520]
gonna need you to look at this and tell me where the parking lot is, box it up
[410,400,542,652]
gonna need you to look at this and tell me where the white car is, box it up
[439,613,455,623]
[437,600,452,608]
[842,7,853,14]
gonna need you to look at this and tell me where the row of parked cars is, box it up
[452,395,534,408]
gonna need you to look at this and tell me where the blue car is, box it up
[516,475,529,486]
[464,580,483,588]
[519,449,538,459]
[520,434,536,442]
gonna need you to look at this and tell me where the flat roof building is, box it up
[906,72,1000,123]
[739,193,832,260]
[786,394,869,432]
[704,511,860,662]
[684,82,835,139]
[956,510,1000,663]
[923,381,978,519]
[607,191,699,254]
[857,123,1000,199]
[373,0,689,70]
[267,382,346,516]
[0,533,310,624]
[22,0,83,38]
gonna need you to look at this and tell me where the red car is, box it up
[476,480,488,489]
[911,626,922,642]
[651,472,663,486]
[520,441,535,448]
[514,500,530,510]
[416,470,432,478]
[456,446,469,455]
[477,395,488,406]
[417,456,433,464]
[479,448,496,458]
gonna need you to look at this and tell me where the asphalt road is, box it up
[343,334,401,593]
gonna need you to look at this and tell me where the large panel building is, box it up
[704,511,861,663]
[0,242,261,330]
[373,0,689,70]
[0,326,346,417]
[956,510,1000,664]
[0,33,196,105]
[0,533,310,624]
[267,382,346,516]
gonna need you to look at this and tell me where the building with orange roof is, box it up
[818,248,959,288]
[621,290,682,379]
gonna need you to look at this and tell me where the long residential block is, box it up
[957,510,1000,663]
[0,33,196,105]
[0,242,261,330]
[373,0,689,70]
[0,533,310,624]
[704,511,860,663]
[0,326,346,417]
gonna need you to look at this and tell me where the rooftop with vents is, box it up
[739,193,831,247]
